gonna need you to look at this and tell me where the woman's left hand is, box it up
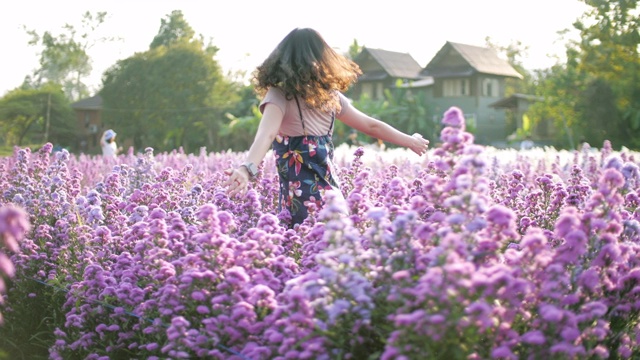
[223,167,250,197]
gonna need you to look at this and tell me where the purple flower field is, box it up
[1,108,639,359]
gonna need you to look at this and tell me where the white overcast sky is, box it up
[0,0,589,96]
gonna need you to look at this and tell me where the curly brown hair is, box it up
[252,28,362,113]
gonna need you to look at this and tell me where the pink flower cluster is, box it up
[0,204,30,324]
[1,108,639,359]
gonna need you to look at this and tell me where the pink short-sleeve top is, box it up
[259,87,350,137]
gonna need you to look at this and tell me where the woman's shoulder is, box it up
[336,92,353,115]
[260,87,289,114]
[263,87,288,102]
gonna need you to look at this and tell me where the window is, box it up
[360,82,385,100]
[361,83,374,99]
[482,78,500,97]
[376,83,384,100]
[443,79,470,97]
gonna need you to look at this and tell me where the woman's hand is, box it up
[409,133,430,156]
[223,167,250,197]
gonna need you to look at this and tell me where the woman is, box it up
[224,28,429,227]
[100,129,119,158]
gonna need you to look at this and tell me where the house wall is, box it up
[427,75,510,145]
[355,81,389,100]
[75,109,102,153]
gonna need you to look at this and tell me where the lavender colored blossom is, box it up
[3,138,640,359]
[442,106,466,129]
[521,330,546,345]
[485,205,515,227]
[0,205,30,252]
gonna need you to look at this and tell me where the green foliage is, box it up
[556,0,640,149]
[0,279,67,360]
[0,84,76,148]
[215,84,260,151]
[347,39,363,60]
[24,11,113,101]
[100,11,240,153]
[528,63,586,149]
[218,105,262,152]
[577,77,624,145]
[343,86,436,146]
[484,37,535,95]
[149,10,197,49]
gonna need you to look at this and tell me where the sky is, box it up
[0,0,590,96]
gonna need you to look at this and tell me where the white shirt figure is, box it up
[520,138,534,150]
[101,129,118,157]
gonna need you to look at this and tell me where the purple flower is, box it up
[554,209,581,238]
[491,345,516,359]
[539,304,564,323]
[196,305,210,314]
[0,205,31,252]
[578,268,601,292]
[521,330,545,345]
[225,266,250,285]
[485,205,515,226]
[600,168,625,191]
[442,106,466,129]
[191,290,206,301]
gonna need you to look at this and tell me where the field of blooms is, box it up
[1,107,639,360]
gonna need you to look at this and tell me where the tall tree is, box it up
[149,10,197,49]
[347,39,363,60]
[484,37,535,96]
[0,84,76,147]
[571,0,640,148]
[100,10,238,153]
[25,11,113,101]
[528,57,586,149]
[526,0,639,149]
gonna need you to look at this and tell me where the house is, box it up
[353,41,525,145]
[351,47,425,100]
[489,93,554,146]
[71,94,103,153]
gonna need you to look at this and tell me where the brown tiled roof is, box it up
[357,48,424,80]
[422,42,523,79]
[71,94,102,110]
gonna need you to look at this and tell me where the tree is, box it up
[217,84,261,151]
[149,10,197,49]
[528,60,586,149]
[569,0,640,148]
[347,39,363,60]
[24,11,114,101]
[0,84,76,147]
[484,37,535,96]
[342,85,435,147]
[100,10,239,153]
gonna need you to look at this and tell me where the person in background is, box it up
[223,28,429,227]
[100,129,119,158]
[520,135,534,150]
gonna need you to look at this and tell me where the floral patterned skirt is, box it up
[272,134,340,227]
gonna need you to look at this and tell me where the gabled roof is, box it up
[355,48,424,81]
[422,42,523,79]
[71,94,102,110]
